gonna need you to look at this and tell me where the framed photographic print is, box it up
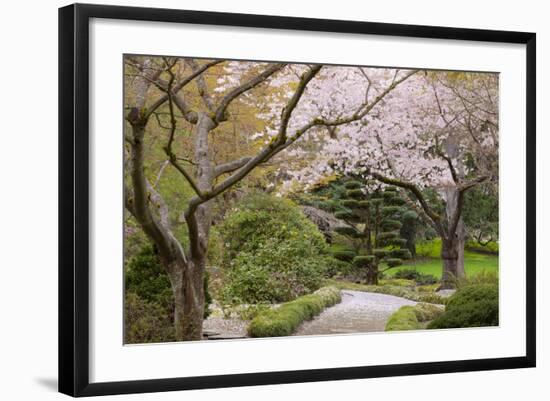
[58,3,536,397]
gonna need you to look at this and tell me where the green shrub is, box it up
[334,225,359,236]
[378,278,416,287]
[390,249,412,260]
[386,258,403,268]
[385,306,419,331]
[344,181,362,189]
[385,303,444,331]
[219,193,330,304]
[332,250,357,262]
[324,257,354,277]
[465,240,499,254]
[353,255,375,267]
[394,268,438,285]
[428,284,499,329]
[125,245,212,319]
[382,219,402,231]
[248,286,341,337]
[346,189,364,199]
[124,292,175,344]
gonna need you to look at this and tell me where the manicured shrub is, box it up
[341,199,359,208]
[385,303,444,331]
[353,255,375,267]
[377,231,398,241]
[346,189,364,199]
[344,180,362,189]
[219,193,330,304]
[390,249,412,260]
[385,306,419,331]
[248,287,342,337]
[382,219,402,231]
[334,225,358,236]
[428,284,499,329]
[386,258,403,268]
[331,249,357,262]
[394,268,438,285]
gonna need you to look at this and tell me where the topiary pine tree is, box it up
[331,179,412,284]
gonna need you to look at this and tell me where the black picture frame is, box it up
[58,3,536,397]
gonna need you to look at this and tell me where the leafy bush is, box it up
[428,284,499,329]
[125,245,173,311]
[385,303,444,331]
[465,240,499,255]
[219,193,330,304]
[248,287,341,337]
[324,257,354,277]
[124,292,174,344]
[125,245,212,320]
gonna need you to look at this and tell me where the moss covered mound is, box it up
[427,284,498,329]
[385,303,444,331]
[248,286,341,337]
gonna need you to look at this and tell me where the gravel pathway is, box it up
[293,290,418,336]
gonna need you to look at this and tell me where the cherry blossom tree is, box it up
[283,70,498,288]
[124,57,415,340]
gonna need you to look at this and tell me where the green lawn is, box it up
[386,251,499,279]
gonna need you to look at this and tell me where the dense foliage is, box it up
[124,245,212,343]
[428,284,499,329]
[219,193,332,304]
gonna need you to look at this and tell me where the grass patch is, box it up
[247,286,341,337]
[386,303,444,331]
[387,252,498,279]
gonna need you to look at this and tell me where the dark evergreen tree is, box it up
[331,179,412,284]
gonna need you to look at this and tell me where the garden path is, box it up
[293,290,417,336]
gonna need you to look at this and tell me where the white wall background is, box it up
[0,0,546,400]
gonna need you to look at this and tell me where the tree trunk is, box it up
[366,263,379,285]
[456,217,466,278]
[440,238,459,289]
[172,256,206,341]
[442,187,466,286]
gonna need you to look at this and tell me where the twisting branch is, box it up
[214,156,253,178]
[185,58,215,111]
[146,59,223,120]
[214,63,286,123]
[162,65,204,197]
[204,65,322,198]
